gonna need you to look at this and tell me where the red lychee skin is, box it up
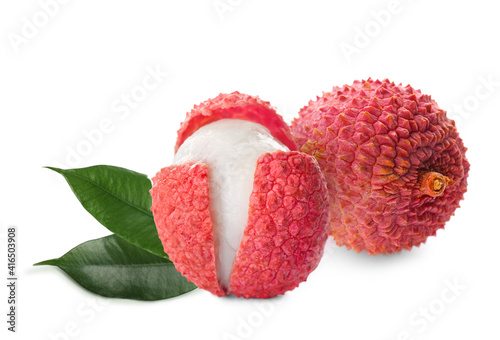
[175,91,297,152]
[150,162,225,296]
[229,151,329,298]
[151,150,329,298]
[290,78,470,255]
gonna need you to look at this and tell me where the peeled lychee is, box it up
[150,92,329,298]
[290,79,469,255]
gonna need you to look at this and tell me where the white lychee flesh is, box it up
[173,119,289,289]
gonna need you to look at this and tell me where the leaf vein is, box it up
[64,170,153,218]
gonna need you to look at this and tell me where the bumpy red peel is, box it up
[175,91,297,152]
[150,162,225,296]
[291,78,470,254]
[151,150,329,297]
[229,151,329,298]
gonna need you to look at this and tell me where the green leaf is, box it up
[35,235,197,300]
[47,165,166,259]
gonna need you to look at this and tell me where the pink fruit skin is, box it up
[229,151,329,298]
[291,79,470,254]
[151,150,330,298]
[175,91,297,153]
[150,162,225,296]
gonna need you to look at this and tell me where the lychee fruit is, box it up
[290,79,469,255]
[150,92,330,298]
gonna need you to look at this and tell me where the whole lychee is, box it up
[150,92,330,298]
[290,79,469,255]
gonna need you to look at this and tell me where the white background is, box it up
[1,0,499,339]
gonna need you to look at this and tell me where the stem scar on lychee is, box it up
[150,92,330,298]
[419,171,455,197]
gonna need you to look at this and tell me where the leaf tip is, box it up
[34,259,58,266]
[44,166,63,173]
